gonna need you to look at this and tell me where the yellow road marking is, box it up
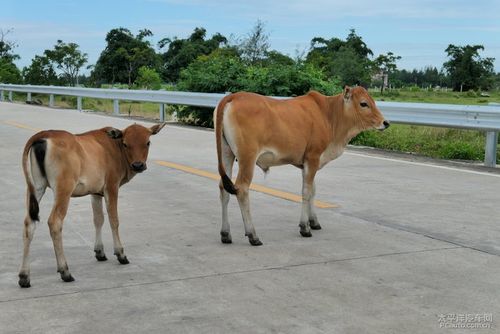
[155,160,338,209]
[3,120,41,132]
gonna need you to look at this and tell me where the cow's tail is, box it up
[215,95,237,195]
[22,133,47,222]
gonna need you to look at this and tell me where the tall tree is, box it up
[306,29,373,86]
[158,27,227,82]
[92,28,159,86]
[44,40,88,86]
[373,51,401,92]
[443,44,495,91]
[238,20,270,64]
[0,28,22,83]
[22,55,59,85]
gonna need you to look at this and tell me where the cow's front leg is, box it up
[91,195,107,261]
[105,187,129,264]
[308,181,321,230]
[299,160,319,237]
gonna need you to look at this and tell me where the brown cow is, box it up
[18,123,166,287]
[215,86,389,246]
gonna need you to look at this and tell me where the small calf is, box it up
[18,123,166,287]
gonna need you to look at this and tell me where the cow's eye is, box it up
[360,102,369,108]
[123,143,128,148]
[147,141,151,147]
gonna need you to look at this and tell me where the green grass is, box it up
[370,88,500,105]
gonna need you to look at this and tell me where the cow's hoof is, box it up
[95,250,108,261]
[310,222,322,230]
[60,272,75,283]
[118,256,129,265]
[18,274,31,288]
[300,230,312,237]
[249,238,263,246]
[220,232,232,244]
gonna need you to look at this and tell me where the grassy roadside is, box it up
[5,89,500,163]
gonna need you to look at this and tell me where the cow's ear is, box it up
[106,128,123,139]
[343,85,352,100]
[150,122,166,135]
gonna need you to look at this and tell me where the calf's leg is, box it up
[18,184,47,288]
[91,195,107,261]
[48,191,74,282]
[308,181,321,230]
[105,187,129,264]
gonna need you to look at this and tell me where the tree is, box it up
[373,51,401,92]
[306,29,373,86]
[135,66,162,90]
[92,28,159,86]
[22,55,59,85]
[158,27,227,82]
[44,40,88,86]
[238,20,270,64]
[443,44,495,91]
[0,28,22,83]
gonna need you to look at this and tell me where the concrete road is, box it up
[0,101,499,333]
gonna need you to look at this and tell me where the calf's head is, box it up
[343,85,389,131]
[107,123,166,172]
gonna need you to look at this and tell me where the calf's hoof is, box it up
[300,230,312,237]
[220,231,232,244]
[248,237,263,246]
[95,250,108,261]
[18,274,31,288]
[60,272,75,283]
[117,256,130,265]
[309,220,322,230]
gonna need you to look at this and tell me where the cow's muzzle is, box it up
[378,120,390,131]
[131,162,147,172]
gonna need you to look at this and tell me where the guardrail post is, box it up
[49,94,54,107]
[484,131,498,167]
[113,99,120,115]
[77,96,82,112]
[159,103,165,122]
[8,91,13,102]
[27,92,31,102]
[0,89,4,101]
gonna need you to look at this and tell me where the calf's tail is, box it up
[22,134,47,221]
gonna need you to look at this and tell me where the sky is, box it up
[2,0,500,73]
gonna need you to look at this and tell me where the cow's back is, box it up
[223,92,333,163]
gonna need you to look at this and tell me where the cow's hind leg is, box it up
[308,180,321,230]
[48,189,74,282]
[91,195,107,261]
[105,187,129,264]
[235,156,262,246]
[219,138,235,244]
[18,184,47,288]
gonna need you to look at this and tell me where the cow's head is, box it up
[343,85,389,131]
[107,123,166,173]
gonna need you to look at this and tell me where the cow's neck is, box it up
[319,94,363,168]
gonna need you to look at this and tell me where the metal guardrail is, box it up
[1,84,499,167]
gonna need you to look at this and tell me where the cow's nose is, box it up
[131,162,146,172]
[383,120,390,128]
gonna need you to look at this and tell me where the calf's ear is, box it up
[106,128,123,139]
[150,122,167,135]
[343,85,352,100]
